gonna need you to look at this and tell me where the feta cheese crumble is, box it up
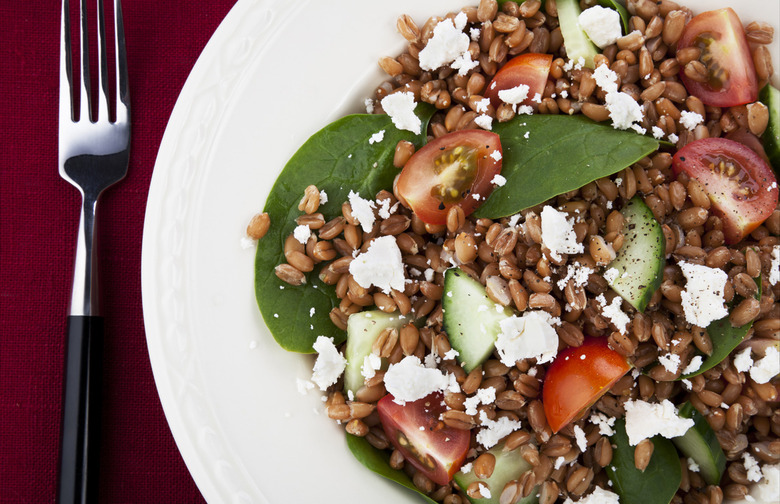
[681,355,703,375]
[590,412,616,436]
[563,486,621,504]
[592,64,645,131]
[578,6,623,49]
[497,84,530,108]
[361,353,382,380]
[596,294,631,335]
[680,110,704,130]
[368,129,385,144]
[311,336,347,391]
[380,91,421,134]
[749,346,779,384]
[770,245,779,285]
[624,399,694,445]
[491,174,507,187]
[734,347,754,372]
[293,224,311,244]
[540,206,584,261]
[383,355,453,404]
[495,311,559,366]
[658,353,681,374]
[573,425,588,452]
[475,114,493,130]
[678,261,729,327]
[418,12,476,76]
[756,464,780,502]
[349,235,406,294]
[464,387,497,415]
[347,191,376,232]
[476,410,523,449]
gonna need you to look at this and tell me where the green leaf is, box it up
[597,0,630,32]
[346,434,438,504]
[254,107,435,353]
[680,273,762,379]
[606,419,682,504]
[474,115,659,219]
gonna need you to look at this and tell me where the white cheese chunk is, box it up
[361,353,382,380]
[380,91,422,135]
[578,5,623,48]
[475,114,493,130]
[491,174,507,187]
[755,463,780,502]
[770,245,779,285]
[590,412,616,436]
[349,235,406,294]
[573,425,588,452]
[680,110,704,130]
[596,294,630,335]
[368,129,385,144]
[749,346,779,384]
[679,261,729,328]
[563,486,621,504]
[311,336,348,391]
[293,224,311,244]
[476,410,523,449]
[347,190,376,232]
[540,206,584,261]
[464,387,496,416]
[498,84,530,106]
[495,311,559,366]
[418,12,471,73]
[734,347,754,372]
[744,453,763,482]
[383,355,452,404]
[624,399,694,446]
[681,355,703,375]
[658,353,681,374]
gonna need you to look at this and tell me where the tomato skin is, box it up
[377,393,470,485]
[484,53,553,110]
[677,8,758,107]
[542,338,631,433]
[394,130,502,225]
[672,137,778,244]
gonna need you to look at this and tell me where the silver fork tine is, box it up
[60,0,74,123]
[114,0,129,122]
[96,0,109,122]
[78,0,91,122]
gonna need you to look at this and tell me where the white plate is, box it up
[142,1,779,503]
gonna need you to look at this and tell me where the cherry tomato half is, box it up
[484,53,553,110]
[377,393,470,485]
[394,130,502,225]
[542,337,631,433]
[677,8,758,107]
[672,137,778,244]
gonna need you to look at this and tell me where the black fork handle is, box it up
[58,315,103,504]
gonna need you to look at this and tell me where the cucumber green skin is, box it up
[759,83,780,174]
[673,402,726,485]
[606,196,665,312]
[556,0,599,68]
[442,268,515,373]
[344,311,411,395]
[453,443,538,504]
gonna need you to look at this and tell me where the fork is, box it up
[58,0,130,502]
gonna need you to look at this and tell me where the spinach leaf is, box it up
[346,434,438,504]
[254,107,434,353]
[597,0,630,32]
[474,115,659,219]
[680,273,762,379]
[606,419,681,504]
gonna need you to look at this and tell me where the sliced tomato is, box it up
[677,8,758,107]
[542,338,631,433]
[394,130,502,225]
[484,53,553,110]
[725,127,771,165]
[377,393,470,485]
[672,137,778,244]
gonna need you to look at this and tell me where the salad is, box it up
[248,0,780,503]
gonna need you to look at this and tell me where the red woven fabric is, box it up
[1,1,238,502]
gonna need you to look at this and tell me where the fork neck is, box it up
[69,193,100,317]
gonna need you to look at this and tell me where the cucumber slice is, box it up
[443,268,514,373]
[672,402,726,485]
[344,311,410,396]
[556,0,599,68]
[606,196,665,312]
[759,83,780,173]
[453,443,537,504]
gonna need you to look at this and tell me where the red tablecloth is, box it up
[1,1,239,501]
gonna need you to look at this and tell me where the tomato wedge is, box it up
[484,53,553,110]
[394,130,502,225]
[542,338,631,433]
[672,137,778,244]
[677,8,758,107]
[377,393,470,485]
